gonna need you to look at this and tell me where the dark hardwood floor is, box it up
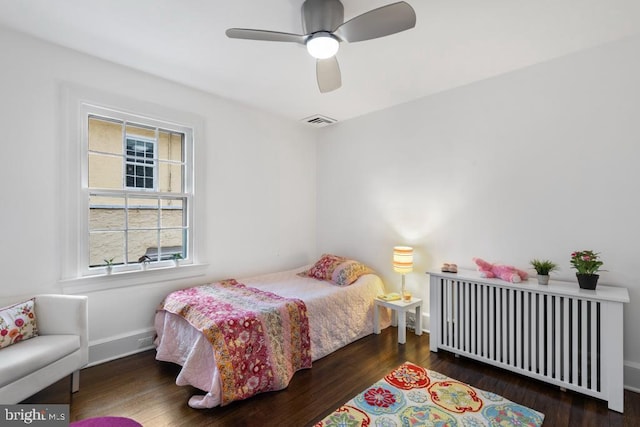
[26,328,640,426]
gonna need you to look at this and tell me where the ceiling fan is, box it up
[226,0,416,93]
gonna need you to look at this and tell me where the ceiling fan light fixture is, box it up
[306,32,339,59]
[226,0,417,92]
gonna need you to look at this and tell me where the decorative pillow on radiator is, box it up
[299,254,375,286]
[0,298,38,349]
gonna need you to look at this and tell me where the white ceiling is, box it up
[1,0,639,123]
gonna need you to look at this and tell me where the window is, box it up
[60,85,205,288]
[125,136,156,190]
[84,108,193,271]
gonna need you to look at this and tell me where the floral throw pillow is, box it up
[0,299,38,349]
[331,259,375,286]
[299,254,375,286]
[299,254,347,281]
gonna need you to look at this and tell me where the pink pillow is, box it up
[0,299,38,349]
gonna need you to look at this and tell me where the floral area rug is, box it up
[315,361,544,427]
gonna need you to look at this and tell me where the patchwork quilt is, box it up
[159,279,312,405]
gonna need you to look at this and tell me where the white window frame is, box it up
[60,84,207,293]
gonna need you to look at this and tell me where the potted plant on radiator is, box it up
[530,259,558,285]
[570,250,603,289]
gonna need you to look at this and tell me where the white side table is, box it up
[374,298,422,344]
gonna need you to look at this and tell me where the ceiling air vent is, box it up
[301,114,337,128]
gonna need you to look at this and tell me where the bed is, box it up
[154,258,391,408]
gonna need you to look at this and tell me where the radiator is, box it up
[429,271,629,413]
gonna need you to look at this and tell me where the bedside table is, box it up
[374,297,422,344]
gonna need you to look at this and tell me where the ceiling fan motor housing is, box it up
[302,0,344,35]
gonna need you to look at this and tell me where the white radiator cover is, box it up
[429,271,630,413]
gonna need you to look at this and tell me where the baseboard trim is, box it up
[624,360,640,392]
[87,327,156,367]
[421,312,430,333]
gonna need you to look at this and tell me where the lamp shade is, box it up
[393,246,413,274]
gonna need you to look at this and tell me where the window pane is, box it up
[160,229,185,259]
[126,123,155,139]
[88,117,122,155]
[126,138,154,161]
[159,161,183,192]
[125,137,156,190]
[127,230,158,263]
[89,195,125,231]
[161,199,184,228]
[128,197,158,229]
[140,246,179,261]
[89,231,124,267]
[89,153,122,189]
[158,130,184,162]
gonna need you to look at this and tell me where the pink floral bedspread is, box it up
[159,279,311,405]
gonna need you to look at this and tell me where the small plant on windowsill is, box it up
[104,258,115,275]
[172,253,183,267]
[529,259,558,285]
[138,255,151,271]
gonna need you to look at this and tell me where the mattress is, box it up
[154,265,391,408]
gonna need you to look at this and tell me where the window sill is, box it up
[60,263,209,294]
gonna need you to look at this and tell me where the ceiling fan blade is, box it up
[333,1,416,43]
[226,28,306,44]
[316,56,341,93]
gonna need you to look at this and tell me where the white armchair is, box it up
[0,294,89,404]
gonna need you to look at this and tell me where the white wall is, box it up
[316,35,640,390]
[2,21,639,391]
[0,26,317,363]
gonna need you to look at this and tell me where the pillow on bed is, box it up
[330,259,375,286]
[299,254,374,286]
[0,298,38,349]
[299,253,346,280]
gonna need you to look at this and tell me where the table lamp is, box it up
[393,246,413,300]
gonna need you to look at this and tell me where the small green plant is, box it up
[172,253,183,260]
[104,257,115,266]
[570,250,603,275]
[530,259,559,276]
